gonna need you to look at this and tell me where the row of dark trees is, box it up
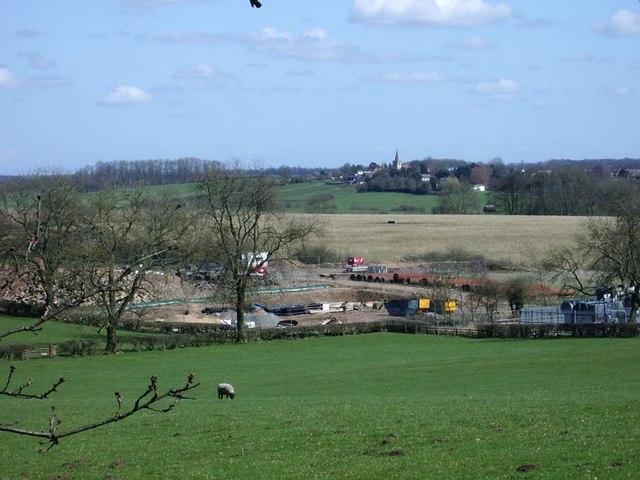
[351,158,640,216]
[70,158,328,190]
[488,163,636,216]
[357,168,432,195]
[74,157,223,188]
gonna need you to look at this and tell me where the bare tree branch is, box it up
[0,370,199,450]
[1,365,65,400]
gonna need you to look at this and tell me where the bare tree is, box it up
[197,164,320,342]
[434,177,478,214]
[80,186,193,353]
[548,202,640,323]
[503,277,531,316]
[468,280,501,322]
[0,175,199,447]
[0,174,89,335]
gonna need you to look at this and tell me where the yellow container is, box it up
[418,298,431,310]
[444,300,457,312]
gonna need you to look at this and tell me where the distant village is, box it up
[341,149,487,192]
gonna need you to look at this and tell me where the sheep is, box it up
[217,383,235,399]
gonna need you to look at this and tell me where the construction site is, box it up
[137,255,633,333]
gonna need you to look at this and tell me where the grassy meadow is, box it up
[302,213,586,266]
[279,182,450,214]
[2,334,639,479]
[142,181,586,266]
[281,182,588,267]
[0,315,130,347]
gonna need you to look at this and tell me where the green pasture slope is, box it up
[279,182,486,214]
[130,180,487,214]
[0,315,153,347]
[2,333,639,479]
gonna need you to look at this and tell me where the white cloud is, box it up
[250,27,364,62]
[558,52,615,64]
[118,0,199,13]
[446,35,493,49]
[476,78,519,94]
[256,27,295,43]
[102,85,152,104]
[0,68,19,88]
[372,71,447,82]
[174,63,227,79]
[596,10,640,36]
[155,31,229,45]
[350,0,513,27]
[606,86,633,97]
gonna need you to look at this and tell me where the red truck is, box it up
[345,256,367,272]
[346,256,365,266]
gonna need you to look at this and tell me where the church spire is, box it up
[393,149,401,170]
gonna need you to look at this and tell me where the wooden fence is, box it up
[22,344,57,359]
[0,343,57,360]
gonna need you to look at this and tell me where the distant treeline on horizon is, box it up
[2,156,640,188]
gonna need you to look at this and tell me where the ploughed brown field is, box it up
[304,214,588,266]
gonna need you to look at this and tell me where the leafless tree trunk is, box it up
[81,186,194,353]
[197,163,320,342]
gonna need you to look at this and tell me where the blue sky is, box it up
[1,0,639,174]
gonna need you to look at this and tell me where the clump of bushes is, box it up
[390,205,426,213]
[408,246,487,263]
[0,344,30,360]
[306,193,337,212]
[293,245,341,265]
[58,339,101,356]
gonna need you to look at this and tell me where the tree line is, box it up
[70,159,327,190]
[351,158,640,216]
[4,156,639,216]
[488,162,637,216]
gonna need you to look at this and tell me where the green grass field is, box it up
[2,333,639,479]
[0,315,160,349]
[0,315,106,346]
[279,181,487,214]
[136,179,485,214]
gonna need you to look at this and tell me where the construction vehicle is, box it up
[345,256,367,272]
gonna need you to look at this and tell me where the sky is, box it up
[1,0,639,174]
